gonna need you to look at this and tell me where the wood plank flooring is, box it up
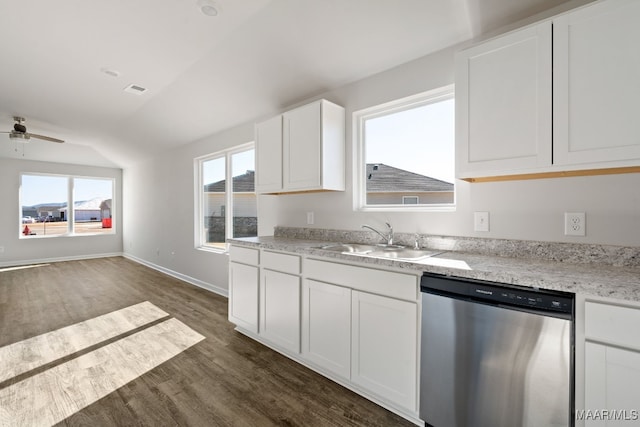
[0,257,414,426]
[0,301,168,384]
[1,317,204,426]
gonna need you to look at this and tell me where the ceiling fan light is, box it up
[9,132,30,141]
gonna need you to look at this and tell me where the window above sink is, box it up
[353,85,456,212]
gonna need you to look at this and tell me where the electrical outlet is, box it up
[564,212,586,236]
[306,212,314,225]
[474,211,490,232]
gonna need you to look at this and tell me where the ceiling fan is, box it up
[1,116,65,144]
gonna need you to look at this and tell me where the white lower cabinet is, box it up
[259,250,302,353]
[302,279,352,379]
[228,246,260,333]
[228,247,421,423]
[260,269,301,353]
[585,343,640,427]
[351,290,418,411]
[303,258,420,416]
[228,261,259,333]
[583,301,640,426]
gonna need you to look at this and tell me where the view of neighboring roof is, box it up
[205,170,255,192]
[366,163,453,192]
[203,166,452,193]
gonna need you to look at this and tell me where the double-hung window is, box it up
[196,143,257,251]
[353,85,455,211]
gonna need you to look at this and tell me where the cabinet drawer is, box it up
[305,259,418,301]
[585,302,640,349]
[262,250,301,274]
[229,245,259,265]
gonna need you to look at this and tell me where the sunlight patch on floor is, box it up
[0,301,168,383]
[0,264,50,273]
[0,303,204,426]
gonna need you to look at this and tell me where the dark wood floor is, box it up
[0,257,414,426]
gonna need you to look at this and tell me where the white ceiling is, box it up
[0,0,571,168]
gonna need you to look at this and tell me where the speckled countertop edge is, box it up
[228,236,640,303]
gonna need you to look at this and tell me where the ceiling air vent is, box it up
[124,84,148,95]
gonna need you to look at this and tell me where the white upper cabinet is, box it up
[553,0,640,166]
[255,99,345,194]
[457,0,640,179]
[255,115,283,193]
[456,21,552,178]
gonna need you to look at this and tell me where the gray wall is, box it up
[122,42,639,295]
[272,46,640,246]
[0,158,123,266]
[122,123,277,295]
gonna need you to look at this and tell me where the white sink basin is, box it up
[318,243,442,260]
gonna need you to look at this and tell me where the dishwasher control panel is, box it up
[421,273,574,315]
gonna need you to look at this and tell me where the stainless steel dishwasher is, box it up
[420,273,574,427]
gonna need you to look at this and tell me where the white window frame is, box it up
[194,142,255,253]
[353,85,456,212]
[18,172,116,238]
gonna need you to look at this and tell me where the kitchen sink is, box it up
[367,248,442,260]
[318,243,378,253]
[317,243,442,260]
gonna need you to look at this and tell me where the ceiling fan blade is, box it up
[28,133,65,143]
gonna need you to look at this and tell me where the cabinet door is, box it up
[260,269,301,353]
[283,101,321,191]
[228,262,259,333]
[255,115,283,193]
[351,291,418,411]
[585,342,640,426]
[456,21,552,178]
[554,0,640,166]
[302,279,351,379]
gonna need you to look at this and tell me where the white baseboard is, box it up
[0,252,124,269]
[123,253,228,298]
[0,253,229,298]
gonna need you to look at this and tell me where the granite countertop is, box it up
[228,233,640,303]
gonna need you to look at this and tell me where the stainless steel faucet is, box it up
[362,222,394,245]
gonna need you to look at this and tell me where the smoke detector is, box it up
[197,0,220,16]
[100,67,121,78]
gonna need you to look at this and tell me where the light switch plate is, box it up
[474,211,490,232]
[306,212,314,225]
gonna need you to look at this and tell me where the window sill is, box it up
[356,205,456,213]
[196,245,228,255]
[19,231,116,239]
